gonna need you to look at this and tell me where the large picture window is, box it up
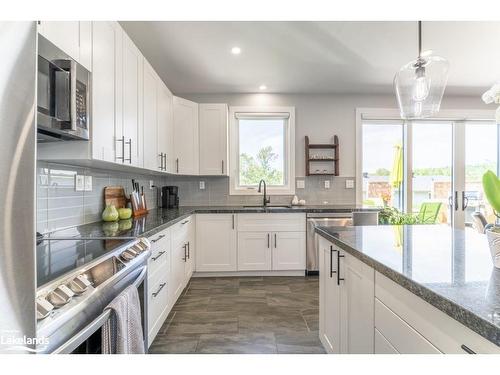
[229,107,295,195]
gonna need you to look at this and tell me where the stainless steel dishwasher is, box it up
[306,213,352,274]
[306,211,379,274]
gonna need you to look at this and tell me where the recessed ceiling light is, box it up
[231,46,241,55]
[259,85,267,90]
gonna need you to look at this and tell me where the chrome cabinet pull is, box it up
[158,153,164,170]
[152,251,166,261]
[187,241,190,259]
[182,243,187,262]
[124,138,132,163]
[181,220,189,225]
[152,283,166,298]
[461,345,476,354]
[150,234,165,243]
[116,136,125,162]
[462,191,469,211]
[163,154,167,171]
[337,250,345,285]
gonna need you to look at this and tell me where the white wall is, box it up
[185,93,490,178]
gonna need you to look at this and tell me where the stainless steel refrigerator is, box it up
[0,21,37,354]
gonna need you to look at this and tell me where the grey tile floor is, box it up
[149,276,325,354]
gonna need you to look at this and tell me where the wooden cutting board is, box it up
[104,186,129,209]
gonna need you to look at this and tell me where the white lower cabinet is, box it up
[170,216,195,303]
[237,232,272,271]
[147,229,171,347]
[272,231,306,271]
[196,214,237,272]
[318,236,375,354]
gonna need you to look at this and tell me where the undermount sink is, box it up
[242,205,292,209]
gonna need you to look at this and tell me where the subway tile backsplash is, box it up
[36,162,355,233]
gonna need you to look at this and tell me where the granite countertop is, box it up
[44,204,378,239]
[315,225,500,347]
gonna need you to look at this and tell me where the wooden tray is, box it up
[104,186,129,209]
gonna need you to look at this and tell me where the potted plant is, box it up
[482,170,500,268]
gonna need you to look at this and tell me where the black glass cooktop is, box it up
[36,236,134,288]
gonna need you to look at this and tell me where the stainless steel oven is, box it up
[37,34,90,142]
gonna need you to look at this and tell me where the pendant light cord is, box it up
[418,20,422,58]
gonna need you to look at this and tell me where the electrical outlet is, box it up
[149,180,154,190]
[199,181,205,190]
[296,179,305,189]
[324,180,330,189]
[345,179,355,189]
[84,176,93,191]
[75,175,84,192]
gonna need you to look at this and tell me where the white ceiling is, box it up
[120,21,500,96]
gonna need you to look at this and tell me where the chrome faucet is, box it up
[258,179,271,207]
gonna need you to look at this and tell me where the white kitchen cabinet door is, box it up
[272,231,306,271]
[184,219,196,281]
[121,32,142,167]
[237,232,272,271]
[91,21,117,163]
[318,237,341,354]
[38,21,80,61]
[339,251,375,354]
[171,239,187,304]
[199,103,228,176]
[142,60,159,171]
[157,82,174,173]
[196,214,237,272]
[173,96,199,175]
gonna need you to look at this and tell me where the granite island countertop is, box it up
[44,204,378,239]
[315,224,500,347]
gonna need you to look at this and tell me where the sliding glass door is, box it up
[360,115,498,230]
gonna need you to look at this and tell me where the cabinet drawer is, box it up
[172,216,193,246]
[374,328,399,354]
[148,229,170,275]
[237,213,305,232]
[375,272,500,354]
[148,270,169,342]
[375,298,441,354]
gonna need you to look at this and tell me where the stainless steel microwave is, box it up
[37,35,90,142]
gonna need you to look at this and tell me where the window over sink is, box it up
[229,106,295,195]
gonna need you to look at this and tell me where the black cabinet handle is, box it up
[454,191,458,211]
[176,158,179,173]
[274,233,277,248]
[267,233,270,248]
[330,246,337,278]
[337,250,345,285]
[221,160,224,174]
[152,283,166,298]
[461,345,476,354]
[232,214,235,230]
[152,251,166,261]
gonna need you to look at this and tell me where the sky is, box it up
[239,119,285,171]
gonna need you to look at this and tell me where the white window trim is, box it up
[229,106,295,196]
[355,107,496,206]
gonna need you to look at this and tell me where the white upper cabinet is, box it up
[91,21,117,163]
[158,81,174,173]
[120,31,143,168]
[142,60,159,171]
[173,96,199,175]
[38,21,92,71]
[199,103,228,176]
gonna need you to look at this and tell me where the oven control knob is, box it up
[47,284,75,308]
[120,249,137,262]
[36,297,54,320]
[68,274,92,295]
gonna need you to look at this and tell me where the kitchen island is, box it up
[315,224,500,353]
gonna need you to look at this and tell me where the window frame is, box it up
[229,106,295,196]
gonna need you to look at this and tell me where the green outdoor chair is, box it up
[417,202,442,224]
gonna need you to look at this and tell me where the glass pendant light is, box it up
[394,21,449,119]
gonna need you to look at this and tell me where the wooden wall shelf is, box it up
[305,135,339,176]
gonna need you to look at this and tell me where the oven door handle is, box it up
[51,266,148,354]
